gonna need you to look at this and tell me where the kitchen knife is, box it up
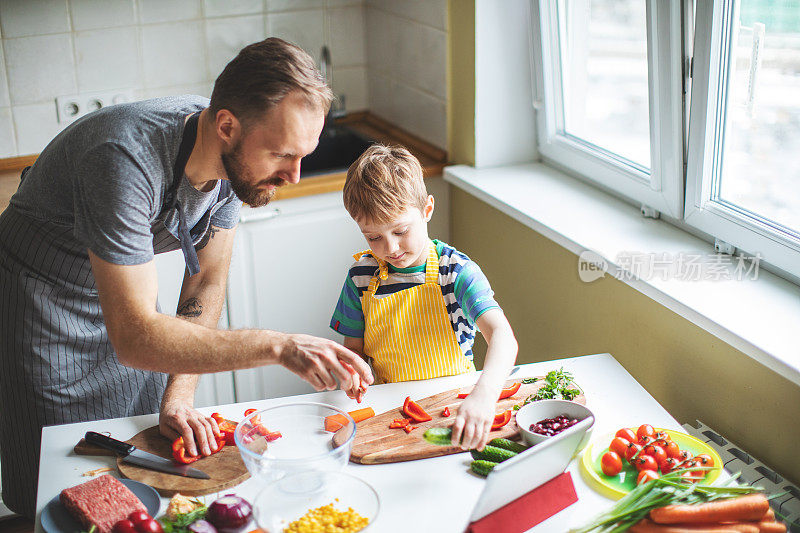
[509,366,520,376]
[85,431,211,480]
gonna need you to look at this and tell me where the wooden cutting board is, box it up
[350,377,586,464]
[74,424,249,497]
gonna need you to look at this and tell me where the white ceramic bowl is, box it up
[515,399,594,451]
[234,402,356,483]
[253,470,379,532]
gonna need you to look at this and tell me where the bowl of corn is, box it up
[253,470,379,532]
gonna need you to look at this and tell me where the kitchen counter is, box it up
[0,112,447,213]
[35,353,700,532]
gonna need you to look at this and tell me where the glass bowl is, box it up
[253,470,379,533]
[234,402,355,483]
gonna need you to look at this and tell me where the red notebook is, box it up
[466,472,578,533]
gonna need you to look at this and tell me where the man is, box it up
[0,38,372,518]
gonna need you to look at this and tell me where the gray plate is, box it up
[40,478,160,533]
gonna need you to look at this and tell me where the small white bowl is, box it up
[515,399,594,451]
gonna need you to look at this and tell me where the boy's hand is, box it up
[451,387,496,451]
[279,333,374,392]
[342,361,368,402]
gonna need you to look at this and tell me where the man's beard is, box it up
[222,143,284,208]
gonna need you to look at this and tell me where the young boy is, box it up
[330,144,518,451]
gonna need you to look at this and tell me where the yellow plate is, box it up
[579,427,723,499]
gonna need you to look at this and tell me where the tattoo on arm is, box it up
[176,297,203,318]
[208,226,219,239]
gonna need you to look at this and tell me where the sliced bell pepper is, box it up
[171,436,199,465]
[389,418,411,429]
[491,410,512,430]
[457,382,521,400]
[403,425,419,434]
[498,382,521,399]
[441,407,450,417]
[264,431,282,442]
[211,413,238,446]
[244,408,260,424]
[402,396,432,422]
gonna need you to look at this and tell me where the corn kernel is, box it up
[283,502,369,533]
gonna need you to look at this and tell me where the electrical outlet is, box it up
[55,90,136,125]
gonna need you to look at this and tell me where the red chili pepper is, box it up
[441,407,450,417]
[171,437,199,465]
[490,410,512,430]
[402,396,432,422]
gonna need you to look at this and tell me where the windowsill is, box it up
[444,163,800,386]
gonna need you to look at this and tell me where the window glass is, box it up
[717,0,800,235]
[558,0,651,169]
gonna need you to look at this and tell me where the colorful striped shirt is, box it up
[330,240,499,361]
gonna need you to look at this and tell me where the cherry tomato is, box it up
[625,442,643,463]
[643,444,667,465]
[660,456,680,474]
[609,437,630,458]
[677,450,693,463]
[663,440,681,459]
[136,519,163,533]
[653,431,670,442]
[113,520,138,533]
[636,424,655,441]
[634,454,658,472]
[601,451,623,476]
[615,428,637,443]
[694,453,715,467]
[637,469,659,485]
[127,512,151,526]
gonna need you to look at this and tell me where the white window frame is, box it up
[685,0,800,279]
[533,0,685,219]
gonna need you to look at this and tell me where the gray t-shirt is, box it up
[10,95,242,265]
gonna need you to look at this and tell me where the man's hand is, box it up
[159,398,221,457]
[279,334,374,396]
[451,386,496,451]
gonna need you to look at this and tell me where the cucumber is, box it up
[471,460,498,477]
[423,427,453,446]
[488,438,528,454]
[470,445,517,463]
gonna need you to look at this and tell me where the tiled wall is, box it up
[366,0,447,150]
[0,0,369,157]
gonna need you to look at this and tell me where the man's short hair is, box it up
[209,37,333,123]
[343,144,428,224]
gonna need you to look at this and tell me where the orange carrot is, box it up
[650,494,770,524]
[755,521,786,533]
[630,518,741,532]
[324,407,375,432]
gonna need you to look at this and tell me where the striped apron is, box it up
[362,240,476,383]
[0,113,226,518]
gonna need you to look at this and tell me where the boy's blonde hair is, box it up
[343,144,428,224]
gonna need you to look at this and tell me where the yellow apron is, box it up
[360,240,476,383]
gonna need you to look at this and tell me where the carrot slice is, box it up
[324,407,375,432]
[650,494,770,524]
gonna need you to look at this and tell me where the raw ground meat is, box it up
[60,475,147,533]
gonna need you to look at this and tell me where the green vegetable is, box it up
[522,377,539,384]
[523,367,582,404]
[160,505,208,533]
[572,469,769,533]
[488,438,528,454]
[423,427,453,446]
[470,445,517,463]
[471,460,498,477]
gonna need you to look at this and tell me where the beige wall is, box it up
[452,188,800,485]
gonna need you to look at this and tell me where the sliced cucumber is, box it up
[423,427,453,446]
[471,460,498,477]
[488,438,528,454]
[470,445,517,463]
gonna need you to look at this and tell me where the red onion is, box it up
[206,495,252,533]
[187,520,218,533]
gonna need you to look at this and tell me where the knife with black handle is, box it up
[85,431,210,480]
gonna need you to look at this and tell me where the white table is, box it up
[36,353,687,532]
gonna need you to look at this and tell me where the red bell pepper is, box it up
[211,413,238,446]
[457,382,521,400]
[244,408,260,424]
[403,425,419,434]
[441,407,450,417]
[264,431,282,442]
[171,437,199,465]
[491,410,512,430]
[402,396,432,422]
[389,418,411,429]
